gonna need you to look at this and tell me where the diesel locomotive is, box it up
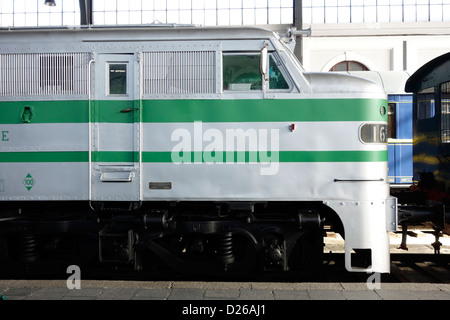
[0,25,397,276]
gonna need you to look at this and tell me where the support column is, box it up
[293,0,303,64]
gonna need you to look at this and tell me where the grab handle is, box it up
[120,107,140,113]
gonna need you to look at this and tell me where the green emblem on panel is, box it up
[23,173,35,191]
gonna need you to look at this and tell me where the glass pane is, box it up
[388,103,397,139]
[325,6,338,23]
[337,6,351,23]
[348,61,368,71]
[269,55,289,90]
[330,61,348,71]
[109,64,127,95]
[404,5,416,22]
[417,87,435,119]
[223,54,261,91]
[330,60,368,71]
[441,82,450,143]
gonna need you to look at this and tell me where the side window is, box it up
[440,81,450,143]
[223,54,261,91]
[388,102,396,139]
[108,63,127,95]
[269,55,289,90]
[417,87,435,119]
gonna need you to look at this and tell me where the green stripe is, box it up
[279,150,387,162]
[143,150,388,163]
[142,99,387,123]
[0,98,387,124]
[0,100,89,124]
[0,151,88,162]
[92,151,139,162]
[93,100,140,123]
[0,150,387,163]
[0,151,136,163]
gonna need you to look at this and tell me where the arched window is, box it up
[330,60,369,71]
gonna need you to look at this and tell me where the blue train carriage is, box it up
[0,25,397,275]
[344,71,413,189]
[401,52,450,243]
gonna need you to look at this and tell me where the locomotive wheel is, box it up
[289,229,324,272]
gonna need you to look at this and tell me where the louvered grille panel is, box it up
[0,52,90,98]
[142,51,216,96]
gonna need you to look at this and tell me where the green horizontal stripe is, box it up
[143,150,387,163]
[92,151,139,163]
[0,100,89,124]
[142,99,387,123]
[280,150,387,162]
[0,151,136,163]
[0,151,89,162]
[93,100,140,123]
[0,98,387,124]
[0,150,387,163]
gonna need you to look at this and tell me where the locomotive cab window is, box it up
[223,53,262,91]
[417,87,435,119]
[108,63,128,95]
[269,55,289,90]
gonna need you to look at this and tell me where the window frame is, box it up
[388,102,397,139]
[416,87,436,120]
[329,60,369,72]
[267,52,292,92]
[440,81,450,143]
[222,51,292,94]
[222,52,263,92]
[107,61,129,97]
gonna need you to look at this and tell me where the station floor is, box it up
[1,279,450,301]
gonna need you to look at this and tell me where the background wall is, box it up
[301,21,450,73]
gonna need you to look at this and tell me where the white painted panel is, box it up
[0,162,88,200]
[142,122,387,153]
[0,123,88,151]
[142,162,389,201]
[96,123,135,151]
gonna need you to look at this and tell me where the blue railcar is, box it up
[396,53,450,250]
[405,53,450,200]
[387,93,413,187]
[344,71,413,188]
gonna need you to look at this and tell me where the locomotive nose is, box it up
[303,72,387,96]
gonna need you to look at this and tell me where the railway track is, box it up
[321,230,450,284]
[390,253,450,283]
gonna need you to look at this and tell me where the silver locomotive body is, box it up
[0,26,396,275]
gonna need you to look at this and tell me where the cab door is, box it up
[91,53,141,204]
